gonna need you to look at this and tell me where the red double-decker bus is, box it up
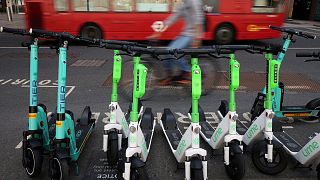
[25,0,288,44]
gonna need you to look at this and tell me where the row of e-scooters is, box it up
[2,25,320,180]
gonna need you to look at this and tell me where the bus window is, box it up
[89,0,108,11]
[136,0,169,12]
[172,0,182,12]
[73,0,108,11]
[252,0,286,13]
[54,0,68,11]
[73,0,87,11]
[203,0,218,13]
[113,0,133,12]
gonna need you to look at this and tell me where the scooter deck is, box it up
[200,121,215,139]
[273,131,302,152]
[281,106,308,111]
[165,129,182,150]
[140,108,154,148]
[75,122,95,150]
[161,108,182,150]
[142,131,152,148]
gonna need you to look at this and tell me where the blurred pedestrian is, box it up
[148,0,204,85]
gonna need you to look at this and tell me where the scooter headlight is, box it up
[267,112,275,119]
[129,126,136,133]
[193,126,200,134]
[109,104,116,111]
[232,114,238,121]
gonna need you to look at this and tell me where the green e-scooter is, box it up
[236,46,289,175]
[197,45,254,180]
[160,48,225,180]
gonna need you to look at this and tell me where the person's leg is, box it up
[165,35,192,72]
[159,35,192,85]
[171,36,192,72]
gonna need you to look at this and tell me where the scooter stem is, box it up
[56,42,68,140]
[191,57,201,123]
[228,54,239,112]
[111,50,122,102]
[28,40,39,130]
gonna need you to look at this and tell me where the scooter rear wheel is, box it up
[51,158,70,180]
[130,166,149,180]
[225,143,245,180]
[25,147,43,177]
[107,131,118,166]
[252,140,288,175]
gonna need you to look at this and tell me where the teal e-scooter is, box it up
[250,26,319,122]
[29,29,95,179]
[1,27,55,177]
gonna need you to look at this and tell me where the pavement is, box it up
[0,13,25,28]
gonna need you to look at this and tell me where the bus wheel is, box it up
[80,24,102,39]
[215,23,235,44]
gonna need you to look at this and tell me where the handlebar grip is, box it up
[1,27,28,35]
[296,52,319,57]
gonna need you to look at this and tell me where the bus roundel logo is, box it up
[151,21,165,32]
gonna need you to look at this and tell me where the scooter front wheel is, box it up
[24,147,43,177]
[107,131,119,166]
[225,143,245,180]
[252,140,288,175]
[190,156,204,180]
[130,166,149,180]
[51,158,70,180]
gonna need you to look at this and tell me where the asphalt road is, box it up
[1,24,320,180]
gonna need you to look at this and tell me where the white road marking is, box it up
[157,113,162,124]
[21,85,76,98]
[242,112,251,121]
[92,112,101,124]
[101,112,111,124]
[205,112,220,124]
[176,112,190,124]
[286,86,311,89]
[282,126,294,129]
[15,141,23,149]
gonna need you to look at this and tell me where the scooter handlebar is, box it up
[0,27,28,35]
[30,28,76,40]
[269,25,316,39]
[100,39,148,48]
